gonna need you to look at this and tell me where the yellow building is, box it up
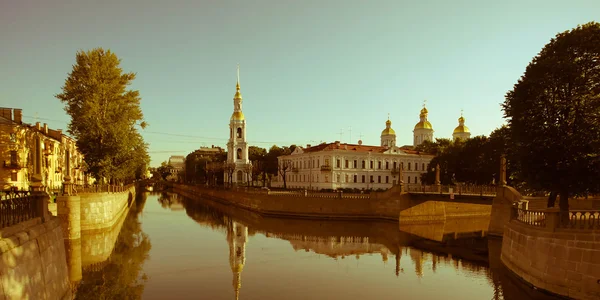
[0,107,87,192]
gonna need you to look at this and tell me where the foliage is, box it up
[502,22,600,212]
[56,48,148,183]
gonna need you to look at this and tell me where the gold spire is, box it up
[234,64,242,100]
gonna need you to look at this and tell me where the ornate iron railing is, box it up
[0,192,40,229]
[404,184,496,196]
[72,184,135,194]
[558,211,600,230]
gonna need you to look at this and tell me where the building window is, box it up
[378,161,382,169]
[353,160,357,168]
[386,176,389,183]
[304,175,306,182]
[353,175,357,183]
[415,176,418,184]
[385,162,389,169]
[408,162,412,171]
[393,162,397,169]
[370,161,373,169]
[337,174,341,182]
[336,159,341,168]
[378,176,381,183]
[10,151,17,164]
[401,162,404,170]
[236,127,242,138]
[362,160,365,169]
[415,163,418,171]
[370,175,374,183]
[422,163,425,171]
[362,175,365,183]
[11,172,17,182]
[408,176,411,184]
[345,174,348,183]
[345,160,349,168]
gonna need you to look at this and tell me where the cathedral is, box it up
[273,104,472,191]
[225,66,252,185]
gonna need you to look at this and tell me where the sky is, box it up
[1,0,598,167]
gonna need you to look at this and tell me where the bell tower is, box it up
[226,65,251,184]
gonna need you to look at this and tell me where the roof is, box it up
[295,142,433,156]
[0,115,15,125]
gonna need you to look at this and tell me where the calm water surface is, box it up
[76,191,559,300]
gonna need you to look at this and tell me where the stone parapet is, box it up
[502,220,600,299]
[0,216,73,300]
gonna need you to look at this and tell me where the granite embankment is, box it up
[172,184,492,222]
[0,217,72,300]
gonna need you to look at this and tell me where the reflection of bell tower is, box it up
[227,219,248,300]
[410,248,424,278]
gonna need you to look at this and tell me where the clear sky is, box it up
[1,0,598,167]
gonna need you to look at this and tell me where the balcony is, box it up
[3,161,21,170]
[320,165,332,172]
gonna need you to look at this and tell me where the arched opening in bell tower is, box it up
[237,128,242,138]
[237,148,242,160]
[236,170,243,182]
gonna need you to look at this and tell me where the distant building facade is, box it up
[0,107,87,191]
[275,112,435,191]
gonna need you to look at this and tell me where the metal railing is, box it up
[405,184,496,196]
[72,184,135,194]
[0,192,42,229]
[511,205,600,231]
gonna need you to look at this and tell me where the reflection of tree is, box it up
[157,192,172,209]
[75,193,152,299]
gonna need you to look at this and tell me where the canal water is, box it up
[75,191,559,300]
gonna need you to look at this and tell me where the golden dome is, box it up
[231,111,245,121]
[458,116,464,123]
[453,125,470,133]
[414,121,433,130]
[420,107,428,114]
[381,128,396,136]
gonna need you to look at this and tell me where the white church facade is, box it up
[224,67,252,185]
[274,105,472,191]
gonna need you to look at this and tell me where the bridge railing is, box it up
[0,192,45,229]
[511,205,600,231]
[405,184,496,196]
[72,184,134,194]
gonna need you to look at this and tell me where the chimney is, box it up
[306,144,311,148]
[1,108,11,120]
[43,123,48,134]
[36,122,41,131]
[335,141,340,147]
[13,109,22,124]
[358,140,363,145]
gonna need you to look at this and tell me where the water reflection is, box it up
[75,192,152,299]
[76,191,558,300]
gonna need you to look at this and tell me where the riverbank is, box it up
[171,183,492,223]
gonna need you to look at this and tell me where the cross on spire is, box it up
[359,132,364,140]
[348,126,352,143]
[423,99,427,108]
[337,128,344,141]
[460,109,463,117]
[236,64,240,90]
[387,113,390,120]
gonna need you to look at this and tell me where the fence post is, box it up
[545,208,560,231]
[510,204,518,220]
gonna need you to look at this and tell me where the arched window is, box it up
[408,162,412,171]
[237,128,242,138]
[237,148,242,160]
[408,176,411,184]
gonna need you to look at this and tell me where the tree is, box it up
[278,159,292,189]
[56,48,148,183]
[155,161,172,181]
[248,146,267,186]
[502,22,600,218]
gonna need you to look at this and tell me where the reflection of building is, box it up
[0,107,87,191]
[226,218,248,300]
[225,66,251,185]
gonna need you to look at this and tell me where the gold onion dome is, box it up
[231,111,245,121]
[420,107,428,114]
[234,82,242,100]
[454,116,469,133]
[381,119,396,136]
[381,127,396,136]
[414,121,433,130]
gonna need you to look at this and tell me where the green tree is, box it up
[502,22,600,216]
[248,146,267,186]
[56,48,148,183]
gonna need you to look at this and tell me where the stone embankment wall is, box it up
[173,184,492,222]
[0,217,72,300]
[79,188,134,231]
[488,186,522,237]
[501,221,600,300]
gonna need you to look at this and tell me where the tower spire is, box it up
[236,64,240,90]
